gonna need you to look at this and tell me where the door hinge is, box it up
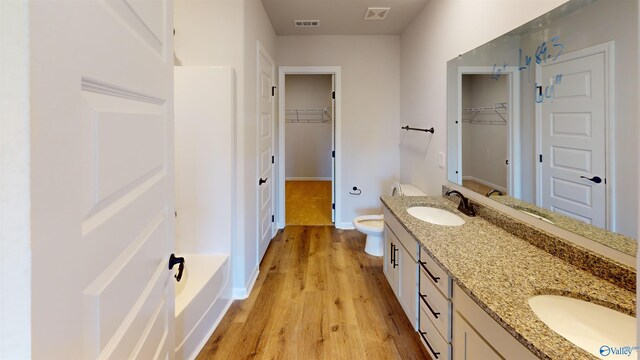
[332,203,335,210]
[272,86,276,97]
[271,155,275,164]
[332,150,335,158]
[332,91,335,100]
[539,154,543,163]
[271,215,274,222]
[506,159,509,165]
[604,178,607,185]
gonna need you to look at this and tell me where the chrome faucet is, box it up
[485,189,504,197]
[445,190,476,217]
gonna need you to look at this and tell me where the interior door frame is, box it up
[457,66,521,198]
[277,66,342,229]
[535,41,614,230]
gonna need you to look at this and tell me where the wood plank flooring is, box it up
[286,181,333,226]
[196,226,431,360]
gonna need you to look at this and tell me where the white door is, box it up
[539,50,606,227]
[30,1,175,359]
[257,45,276,262]
[331,76,336,222]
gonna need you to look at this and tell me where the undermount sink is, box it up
[406,206,465,226]
[528,295,637,359]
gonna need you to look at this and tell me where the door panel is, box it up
[453,311,501,360]
[331,76,335,222]
[398,243,417,328]
[105,0,164,53]
[258,47,275,262]
[30,0,174,358]
[540,51,606,227]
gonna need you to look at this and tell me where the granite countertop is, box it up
[380,195,636,360]
[490,195,637,257]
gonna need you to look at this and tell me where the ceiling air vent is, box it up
[294,20,320,28]
[364,7,390,20]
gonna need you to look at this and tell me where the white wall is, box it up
[399,0,567,195]
[277,36,401,228]
[285,75,332,179]
[174,67,235,255]
[174,0,277,296]
[0,1,31,358]
[461,74,508,191]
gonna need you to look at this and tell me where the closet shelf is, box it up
[462,102,507,124]
[285,107,332,123]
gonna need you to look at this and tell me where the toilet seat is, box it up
[353,182,426,257]
[353,215,384,256]
[353,214,384,233]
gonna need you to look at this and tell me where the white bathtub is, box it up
[175,254,232,360]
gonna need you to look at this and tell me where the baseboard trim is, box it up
[285,177,332,181]
[232,266,259,299]
[336,222,355,230]
[182,297,233,360]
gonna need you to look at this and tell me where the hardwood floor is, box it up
[196,226,431,360]
[286,181,332,226]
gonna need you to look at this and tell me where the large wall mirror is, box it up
[447,0,638,256]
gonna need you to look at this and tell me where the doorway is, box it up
[535,42,613,229]
[461,74,510,196]
[277,67,341,228]
[456,66,521,199]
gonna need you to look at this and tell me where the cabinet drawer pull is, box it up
[390,243,395,265]
[393,244,399,268]
[418,330,440,359]
[419,260,440,283]
[419,292,440,319]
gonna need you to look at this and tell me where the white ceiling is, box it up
[262,0,429,36]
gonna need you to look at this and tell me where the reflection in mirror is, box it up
[461,74,509,196]
[446,0,638,256]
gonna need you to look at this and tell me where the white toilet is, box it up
[353,182,426,256]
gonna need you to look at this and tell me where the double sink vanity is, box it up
[380,191,636,359]
[398,0,639,358]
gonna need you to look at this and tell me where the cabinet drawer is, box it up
[383,207,418,261]
[419,247,451,298]
[419,308,451,360]
[419,271,451,341]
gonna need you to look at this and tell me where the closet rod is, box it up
[402,125,434,134]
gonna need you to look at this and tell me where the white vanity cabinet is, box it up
[383,208,418,328]
[451,283,538,360]
[382,208,538,360]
